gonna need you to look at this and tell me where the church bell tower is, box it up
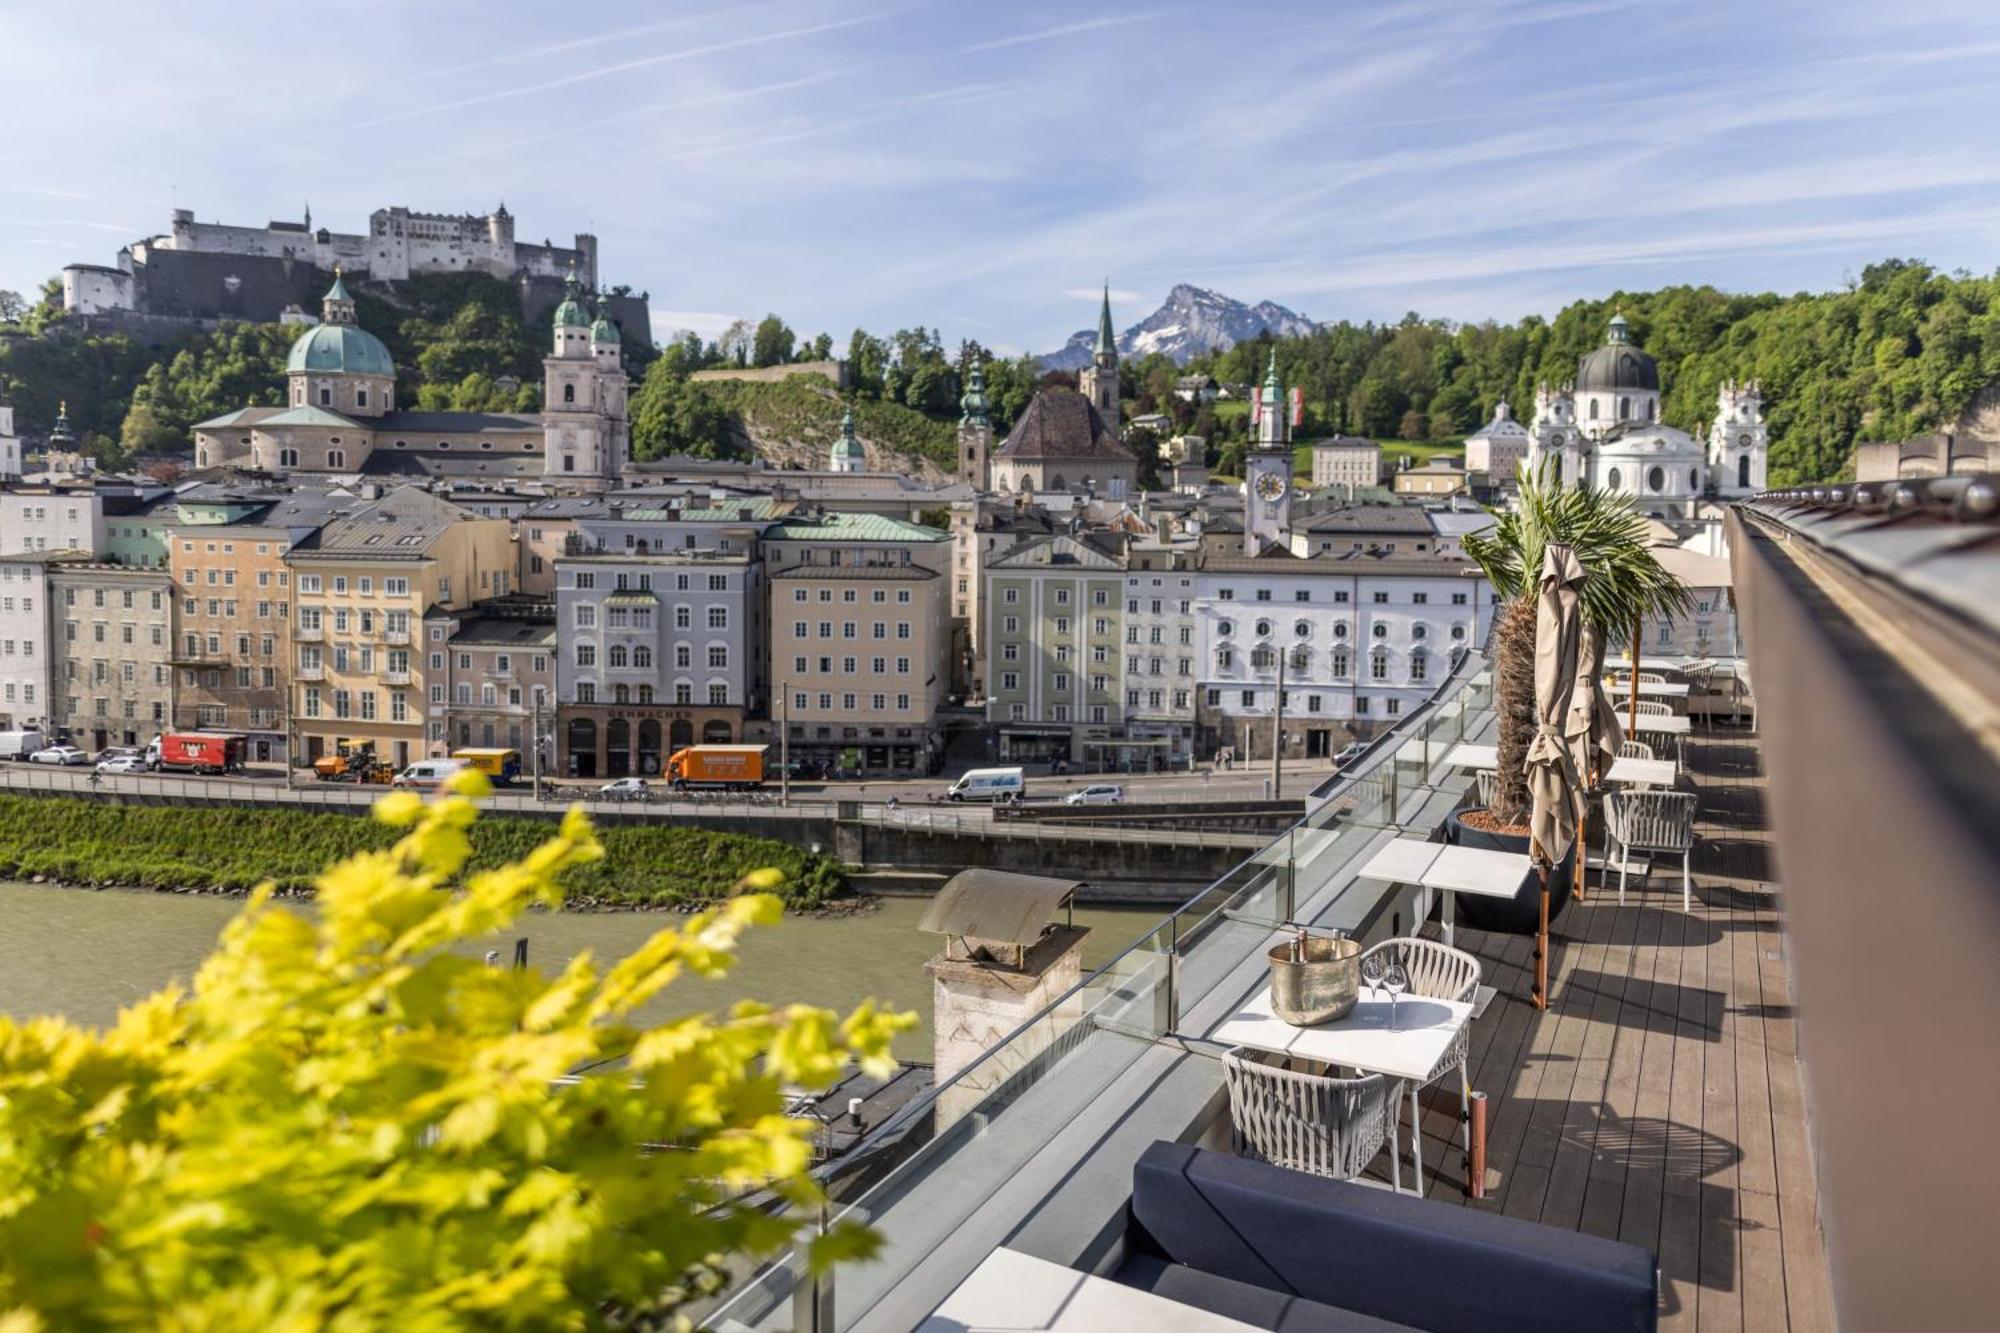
[1243,350,1294,555]
[958,359,992,489]
[1077,285,1120,427]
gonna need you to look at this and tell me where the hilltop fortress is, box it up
[60,204,646,347]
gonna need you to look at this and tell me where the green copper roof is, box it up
[765,511,947,542]
[831,406,865,460]
[1094,285,1117,357]
[286,321,395,377]
[1262,347,1282,401]
[959,360,990,427]
[553,273,589,329]
[589,305,619,343]
[260,405,364,429]
[324,271,352,304]
[1607,313,1630,343]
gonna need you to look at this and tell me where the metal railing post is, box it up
[792,1199,835,1332]
[1166,913,1181,1034]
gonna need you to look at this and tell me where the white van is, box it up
[0,730,47,762]
[392,758,466,789]
[945,766,1026,802]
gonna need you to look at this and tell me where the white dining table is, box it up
[920,1246,1260,1331]
[1444,743,1677,788]
[1356,837,1529,947]
[1628,713,1692,736]
[1602,679,1691,697]
[1213,983,1476,1087]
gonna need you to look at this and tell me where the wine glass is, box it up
[1383,962,1409,1030]
[1360,953,1386,1004]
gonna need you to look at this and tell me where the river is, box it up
[0,881,1167,1062]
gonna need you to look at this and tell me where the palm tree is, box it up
[1462,464,1693,828]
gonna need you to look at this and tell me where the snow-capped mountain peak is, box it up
[1041,284,1321,368]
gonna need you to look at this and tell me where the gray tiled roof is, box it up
[996,389,1134,463]
[291,486,470,558]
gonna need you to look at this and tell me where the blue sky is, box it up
[5,0,1999,354]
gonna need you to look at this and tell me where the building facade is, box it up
[285,487,514,770]
[553,549,760,779]
[1461,401,1530,481]
[1193,554,1493,758]
[1120,543,1200,766]
[0,553,72,731]
[443,601,556,759]
[765,511,953,775]
[1309,438,1381,491]
[983,534,1127,765]
[47,562,176,752]
[0,485,104,555]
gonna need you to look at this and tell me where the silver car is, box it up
[30,745,89,766]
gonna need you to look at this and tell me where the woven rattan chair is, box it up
[1357,938,1481,1189]
[1223,1048,1401,1191]
[1604,790,1698,910]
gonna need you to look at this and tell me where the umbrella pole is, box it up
[1533,864,1550,1010]
[1627,619,1642,736]
[1574,801,1590,904]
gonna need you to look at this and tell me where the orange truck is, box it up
[663,744,767,789]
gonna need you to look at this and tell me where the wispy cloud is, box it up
[1063,287,1141,303]
[958,11,1163,55]
[418,3,786,78]
[354,11,899,128]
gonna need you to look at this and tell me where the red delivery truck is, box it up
[664,744,767,789]
[148,732,247,775]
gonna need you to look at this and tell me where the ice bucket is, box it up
[1267,933,1361,1026]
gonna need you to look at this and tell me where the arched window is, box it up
[608,645,628,668]
[1689,468,1700,491]
[279,448,299,468]
[1370,648,1391,681]
[637,684,654,703]
[1647,465,1665,493]
[1618,396,1630,421]
[1289,645,1310,670]
[1588,400,1599,420]
[1410,649,1428,682]
[326,449,345,469]
[1739,455,1751,489]
[612,684,630,704]
[1647,399,1656,422]
[1332,647,1350,677]
[563,384,575,404]
[565,718,597,778]
[1607,467,1622,490]
[633,645,652,668]
[1251,646,1275,669]
[1049,473,1067,491]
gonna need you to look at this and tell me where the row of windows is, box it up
[297,607,410,635]
[994,671,1113,695]
[788,655,915,675]
[572,571,732,591]
[1210,645,1430,681]
[575,604,730,631]
[180,567,290,590]
[1215,619,1462,642]
[62,587,167,610]
[62,697,168,721]
[1214,588,1467,606]
[63,661,169,685]
[790,692,915,713]
[787,620,916,641]
[296,575,411,597]
[791,587,915,605]
[577,643,729,669]
[997,585,1114,606]
[1003,703,1110,723]
[1202,688,1403,717]
[573,681,729,706]
[184,598,291,622]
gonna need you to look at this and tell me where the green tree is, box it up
[119,400,183,454]
[0,778,912,1328]
[1463,466,1693,827]
[752,314,796,368]
[0,290,25,323]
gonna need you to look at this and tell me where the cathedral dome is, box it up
[1575,314,1658,393]
[553,289,590,329]
[590,311,619,344]
[286,322,395,377]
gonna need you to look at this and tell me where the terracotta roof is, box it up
[995,389,1134,463]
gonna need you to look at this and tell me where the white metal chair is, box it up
[1357,938,1481,1190]
[1222,1048,1401,1191]
[1632,699,1672,717]
[1472,769,1497,810]
[1603,790,1698,910]
[1617,739,1655,762]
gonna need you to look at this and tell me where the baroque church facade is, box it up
[1527,314,1768,516]
[193,272,627,489]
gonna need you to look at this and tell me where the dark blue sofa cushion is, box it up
[1130,1142,1656,1333]
[1118,1252,1418,1330]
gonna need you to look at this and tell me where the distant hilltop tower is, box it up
[958,359,992,489]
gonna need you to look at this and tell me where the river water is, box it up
[0,882,1166,1062]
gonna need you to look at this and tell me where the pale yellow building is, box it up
[285,486,513,770]
[764,512,952,775]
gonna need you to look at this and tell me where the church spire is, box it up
[959,359,989,428]
[322,266,356,325]
[1094,283,1117,362]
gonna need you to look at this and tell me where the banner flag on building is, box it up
[1289,386,1305,429]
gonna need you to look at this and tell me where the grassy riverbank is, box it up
[0,794,845,908]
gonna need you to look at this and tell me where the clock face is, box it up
[1254,470,1288,501]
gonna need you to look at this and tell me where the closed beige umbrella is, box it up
[1565,618,1623,901]
[1524,544,1587,1006]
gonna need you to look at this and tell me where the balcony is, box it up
[382,670,411,686]
[294,626,324,643]
[295,665,324,682]
[384,628,411,646]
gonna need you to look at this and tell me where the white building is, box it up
[1461,402,1530,481]
[0,488,104,556]
[0,395,20,479]
[1309,438,1381,492]
[1707,380,1770,495]
[1528,314,1767,519]
[1193,554,1494,758]
[0,553,76,730]
[1120,544,1200,765]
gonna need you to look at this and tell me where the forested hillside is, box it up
[2,259,1994,483]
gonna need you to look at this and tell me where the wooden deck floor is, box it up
[1409,728,1836,1332]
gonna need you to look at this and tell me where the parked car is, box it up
[30,745,89,766]
[94,754,148,775]
[1065,783,1126,806]
[597,777,651,802]
[1332,741,1369,768]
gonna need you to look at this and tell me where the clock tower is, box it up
[1244,349,1294,555]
